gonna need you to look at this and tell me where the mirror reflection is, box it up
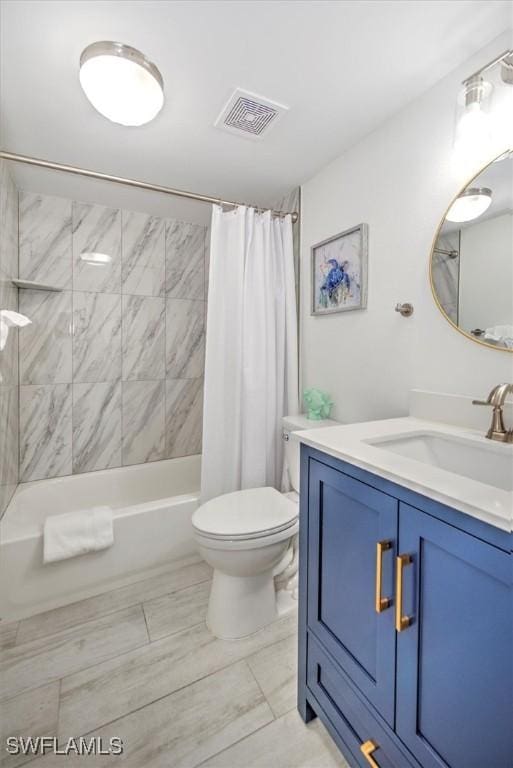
[431,153,513,350]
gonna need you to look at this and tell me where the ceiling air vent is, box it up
[214,89,289,140]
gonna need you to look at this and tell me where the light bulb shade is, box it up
[492,78,513,153]
[453,77,494,163]
[79,42,164,126]
[456,102,490,142]
[446,187,493,223]
[80,252,112,265]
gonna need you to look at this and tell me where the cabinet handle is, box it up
[375,540,393,613]
[360,739,380,767]
[395,554,413,632]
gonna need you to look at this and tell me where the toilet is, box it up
[192,414,337,639]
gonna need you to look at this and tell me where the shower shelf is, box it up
[12,280,63,292]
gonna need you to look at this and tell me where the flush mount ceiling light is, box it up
[446,187,492,223]
[79,41,164,126]
[80,251,112,266]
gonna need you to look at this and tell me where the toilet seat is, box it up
[192,487,298,542]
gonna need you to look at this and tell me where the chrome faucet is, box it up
[472,384,513,442]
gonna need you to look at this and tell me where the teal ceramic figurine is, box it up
[303,388,333,420]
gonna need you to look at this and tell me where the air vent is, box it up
[214,89,288,140]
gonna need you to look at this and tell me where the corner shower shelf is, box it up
[12,280,63,292]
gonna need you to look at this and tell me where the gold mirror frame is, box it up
[429,152,513,353]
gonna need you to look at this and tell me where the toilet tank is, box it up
[282,414,339,494]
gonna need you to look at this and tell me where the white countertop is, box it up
[296,417,513,533]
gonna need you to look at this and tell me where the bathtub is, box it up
[0,456,201,621]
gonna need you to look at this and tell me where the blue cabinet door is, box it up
[396,503,513,768]
[306,458,398,726]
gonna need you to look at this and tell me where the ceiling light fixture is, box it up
[79,41,164,127]
[80,252,112,266]
[446,187,493,223]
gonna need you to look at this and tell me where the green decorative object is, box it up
[303,388,333,420]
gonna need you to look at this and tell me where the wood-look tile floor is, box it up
[0,556,348,768]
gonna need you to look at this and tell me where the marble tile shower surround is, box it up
[122,295,166,381]
[166,220,206,300]
[19,289,72,385]
[17,191,208,482]
[432,231,460,325]
[20,384,73,481]
[122,212,166,297]
[73,203,122,294]
[19,192,72,289]
[122,380,166,465]
[72,382,122,474]
[72,291,121,383]
[0,160,19,518]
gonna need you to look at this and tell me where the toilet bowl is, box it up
[193,487,298,639]
[193,414,338,639]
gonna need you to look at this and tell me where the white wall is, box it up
[459,212,513,333]
[300,31,513,425]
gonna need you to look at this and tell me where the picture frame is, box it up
[311,223,368,315]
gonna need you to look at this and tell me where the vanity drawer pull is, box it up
[375,540,393,613]
[360,739,380,767]
[395,554,414,632]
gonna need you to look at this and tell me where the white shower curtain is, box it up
[201,205,298,504]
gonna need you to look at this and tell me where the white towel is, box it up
[43,506,114,564]
[484,325,513,348]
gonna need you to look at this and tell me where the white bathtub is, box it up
[0,456,201,621]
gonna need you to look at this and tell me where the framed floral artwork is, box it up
[311,224,368,315]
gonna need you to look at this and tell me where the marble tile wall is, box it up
[432,231,460,325]
[0,160,19,517]
[18,191,207,482]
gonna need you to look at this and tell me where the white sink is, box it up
[365,431,513,492]
[296,417,513,531]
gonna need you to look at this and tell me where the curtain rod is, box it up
[433,246,458,259]
[0,150,299,224]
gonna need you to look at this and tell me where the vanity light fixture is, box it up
[455,50,513,159]
[79,42,164,126]
[455,75,493,156]
[80,252,112,266]
[446,187,492,223]
[501,54,513,85]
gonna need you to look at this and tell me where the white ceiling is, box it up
[0,0,511,224]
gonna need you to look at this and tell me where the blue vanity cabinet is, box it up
[305,458,398,726]
[395,502,512,768]
[299,445,513,768]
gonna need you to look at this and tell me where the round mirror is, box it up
[430,152,513,351]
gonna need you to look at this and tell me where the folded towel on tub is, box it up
[43,506,114,564]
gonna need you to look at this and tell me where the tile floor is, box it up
[0,556,347,768]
